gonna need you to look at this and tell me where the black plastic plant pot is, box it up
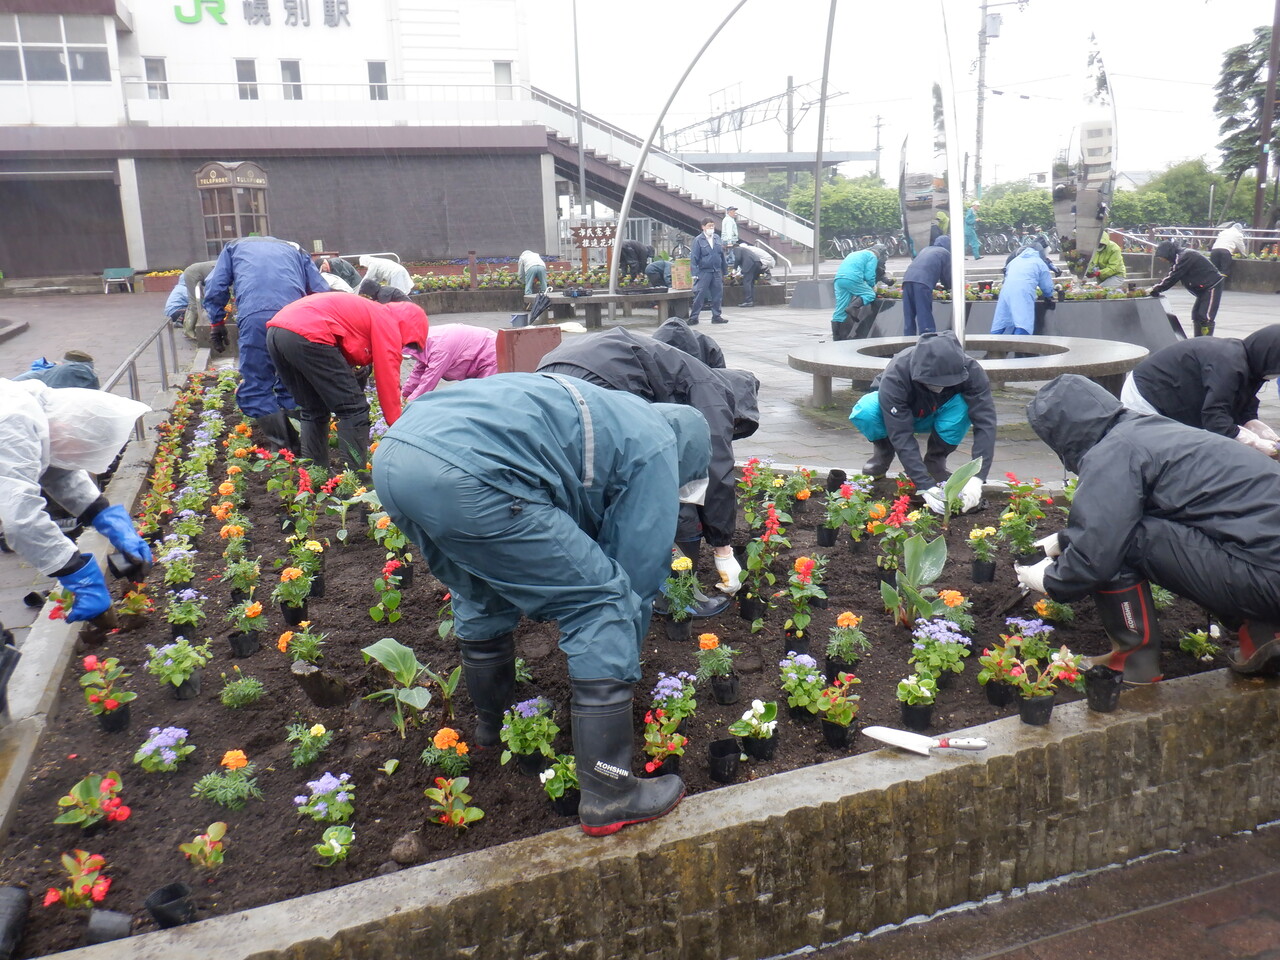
[84,908,132,945]
[849,536,865,554]
[549,789,580,817]
[821,719,853,749]
[172,670,202,701]
[787,702,817,724]
[783,631,809,657]
[707,738,740,783]
[825,656,857,683]
[816,526,838,548]
[291,661,350,708]
[96,702,131,734]
[280,602,308,626]
[664,617,692,643]
[741,734,776,762]
[169,622,192,641]
[1084,665,1125,713]
[144,882,196,929]
[984,680,1016,708]
[900,701,933,732]
[227,630,261,658]
[642,755,680,779]
[710,673,741,706]
[972,559,997,583]
[106,551,150,582]
[228,588,248,604]
[1019,693,1055,726]
[514,752,551,779]
[398,563,414,589]
[738,593,766,623]
[310,571,326,599]
[0,886,29,960]
[824,469,847,493]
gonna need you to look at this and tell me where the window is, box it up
[144,57,168,99]
[367,60,387,101]
[0,14,109,83]
[236,59,257,100]
[493,60,512,100]
[281,59,301,100]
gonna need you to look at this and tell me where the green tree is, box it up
[789,178,900,240]
[1214,26,1275,182]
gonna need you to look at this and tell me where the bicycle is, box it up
[669,237,692,259]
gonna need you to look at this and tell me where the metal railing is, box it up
[102,319,181,440]
[1115,225,1280,251]
[753,239,791,286]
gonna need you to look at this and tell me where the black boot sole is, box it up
[1229,639,1280,676]
[580,787,685,837]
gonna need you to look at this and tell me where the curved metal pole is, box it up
[811,0,838,279]
[938,0,968,347]
[607,1,749,319]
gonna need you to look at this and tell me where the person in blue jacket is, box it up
[372,373,711,837]
[901,236,951,335]
[688,217,726,325]
[832,244,888,341]
[964,202,982,259]
[991,243,1056,336]
[203,236,329,448]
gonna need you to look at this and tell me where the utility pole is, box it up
[975,1,988,201]
[1253,0,1280,238]
[873,114,884,181]
[572,0,587,219]
[786,75,795,192]
[811,0,837,278]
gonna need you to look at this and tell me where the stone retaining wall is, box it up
[1123,251,1280,294]
[49,669,1280,959]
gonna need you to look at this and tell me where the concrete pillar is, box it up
[117,158,148,270]
[539,153,558,254]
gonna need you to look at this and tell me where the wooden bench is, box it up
[788,335,1149,407]
[102,268,135,294]
[524,290,694,330]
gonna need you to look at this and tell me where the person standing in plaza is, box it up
[901,236,951,335]
[688,217,726,325]
[721,205,740,270]
[1149,241,1224,337]
[517,249,547,296]
[1210,222,1247,283]
[204,236,330,448]
[831,244,888,341]
[180,259,217,342]
[964,202,982,259]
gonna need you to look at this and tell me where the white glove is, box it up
[1236,425,1278,457]
[1245,419,1280,442]
[1014,556,1054,594]
[921,486,946,515]
[713,553,744,595]
[1034,532,1063,558]
[959,476,983,513]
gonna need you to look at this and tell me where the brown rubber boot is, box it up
[1087,576,1164,683]
[1228,620,1280,675]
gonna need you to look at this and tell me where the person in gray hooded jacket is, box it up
[1020,374,1280,680]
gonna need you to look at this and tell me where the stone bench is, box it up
[524,289,694,329]
[788,335,1149,407]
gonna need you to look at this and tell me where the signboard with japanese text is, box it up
[569,224,617,249]
[174,0,350,27]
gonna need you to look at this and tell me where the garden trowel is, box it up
[862,726,989,756]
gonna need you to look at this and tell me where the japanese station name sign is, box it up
[175,0,351,27]
[570,224,618,249]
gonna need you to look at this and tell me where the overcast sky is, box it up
[523,0,1275,190]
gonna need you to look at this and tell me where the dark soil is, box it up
[0,417,1216,957]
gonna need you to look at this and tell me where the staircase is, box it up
[531,88,813,262]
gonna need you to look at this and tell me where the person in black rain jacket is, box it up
[1148,240,1225,337]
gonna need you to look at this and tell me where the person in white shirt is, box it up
[358,255,413,295]
[720,206,740,270]
[1210,222,1247,281]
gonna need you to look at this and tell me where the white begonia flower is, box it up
[751,699,764,712]
[539,769,554,785]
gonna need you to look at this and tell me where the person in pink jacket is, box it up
[402,324,500,403]
[266,292,427,469]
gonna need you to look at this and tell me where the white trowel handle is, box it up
[934,737,988,750]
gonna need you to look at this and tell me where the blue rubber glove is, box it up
[59,555,112,624]
[91,504,152,567]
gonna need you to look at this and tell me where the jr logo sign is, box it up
[174,0,227,24]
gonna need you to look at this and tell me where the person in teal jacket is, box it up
[832,245,888,340]
[1086,235,1127,288]
[964,202,982,259]
[372,373,711,837]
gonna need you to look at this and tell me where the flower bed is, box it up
[0,374,1217,957]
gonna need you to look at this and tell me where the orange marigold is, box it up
[232,448,249,459]
[244,601,263,618]
[212,504,233,521]
[456,742,469,756]
[221,750,248,770]
[375,516,391,530]
[939,590,965,608]
[1034,598,1052,618]
[795,487,811,501]
[433,728,460,750]
[836,611,860,629]
[227,465,243,475]
[277,631,294,653]
[220,524,245,539]
[218,482,236,496]
[868,502,888,520]
[234,423,252,436]
[280,567,303,582]
[698,633,719,651]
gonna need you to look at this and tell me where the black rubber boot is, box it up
[923,433,958,484]
[458,632,516,747]
[252,410,299,453]
[862,439,896,478]
[299,418,330,470]
[572,678,684,836]
[831,320,854,342]
[1089,576,1164,683]
[1228,620,1280,675]
[0,639,20,725]
[335,415,370,471]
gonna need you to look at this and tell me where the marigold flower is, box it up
[233,448,249,458]
[868,503,887,520]
[221,750,248,770]
[355,486,368,496]
[836,611,860,629]
[793,556,815,575]
[772,477,785,487]
[278,631,293,652]
[309,723,326,737]
[280,567,303,582]
[433,727,460,750]
[375,516,392,530]
[1034,598,1052,618]
[244,601,263,618]
[938,590,965,608]
[303,540,323,553]
[220,524,245,540]
[235,423,252,436]
[671,555,693,572]
[796,488,811,501]
[456,742,469,756]
[227,464,243,475]
[698,633,719,651]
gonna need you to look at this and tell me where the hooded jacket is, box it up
[991,246,1055,334]
[903,236,952,289]
[869,332,997,487]
[1130,325,1280,437]
[267,292,428,425]
[537,328,760,547]
[203,236,329,325]
[1028,374,1280,601]
[651,317,726,368]
[1149,242,1223,295]
[1212,223,1247,256]
[834,248,886,307]
[402,324,498,402]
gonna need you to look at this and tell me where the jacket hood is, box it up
[1154,240,1180,262]
[932,236,951,251]
[652,403,711,487]
[651,318,725,368]
[909,332,969,388]
[870,243,888,263]
[1026,374,1125,473]
[1243,324,1280,379]
[385,301,429,349]
[716,368,761,439]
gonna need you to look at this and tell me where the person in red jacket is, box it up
[266,292,428,469]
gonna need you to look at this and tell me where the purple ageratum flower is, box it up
[307,772,343,796]
[335,792,350,803]
[651,674,685,702]
[294,795,308,806]
[1005,617,1053,641]
[312,800,328,816]
[513,697,549,719]
[780,653,819,673]
[175,509,196,520]
[911,617,971,647]
[160,748,178,764]
[176,588,201,603]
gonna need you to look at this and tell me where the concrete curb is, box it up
[0,318,30,344]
